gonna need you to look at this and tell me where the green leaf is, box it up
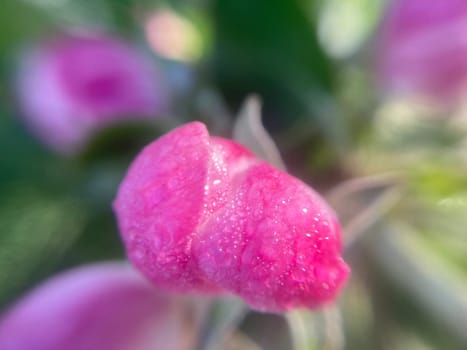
[211,0,335,131]
[233,95,286,170]
[0,191,86,306]
[368,222,467,344]
[326,174,403,247]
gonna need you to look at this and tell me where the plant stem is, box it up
[196,298,249,350]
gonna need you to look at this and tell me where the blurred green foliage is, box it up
[1,0,467,349]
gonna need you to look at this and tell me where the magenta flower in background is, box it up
[377,0,467,103]
[0,262,194,350]
[113,122,349,312]
[17,31,169,154]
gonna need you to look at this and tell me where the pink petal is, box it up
[16,31,169,154]
[114,123,227,292]
[114,122,350,312]
[0,263,185,350]
[196,163,349,311]
[377,0,467,103]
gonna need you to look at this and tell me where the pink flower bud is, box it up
[377,0,467,103]
[113,122,349,312]
[16,31,169,154]
[0,263,191,350]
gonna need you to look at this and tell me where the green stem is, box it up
[286,306,344,350]
[196,298,249,350]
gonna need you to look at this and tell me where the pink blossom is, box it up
[0,263,193,350]
[376,0,467,103]
[113,122,349,312]
[16,32,169,154]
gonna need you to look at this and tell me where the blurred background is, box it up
[1,0,467,349]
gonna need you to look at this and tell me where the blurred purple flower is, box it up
[0,262,194,350]
[377,0,467,103]
[17,32,169,154]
